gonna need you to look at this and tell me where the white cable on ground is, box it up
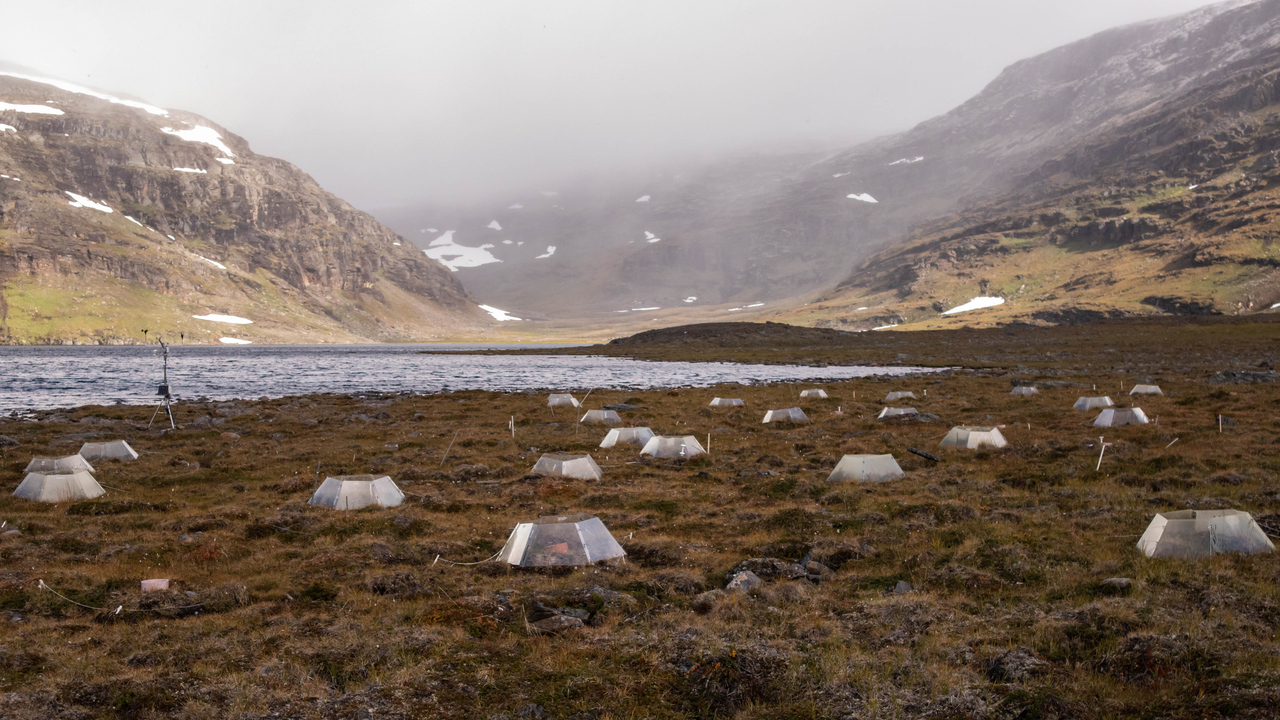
[432,551,501,567]
[39,579,204,613]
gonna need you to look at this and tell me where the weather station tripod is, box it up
[148,340,177,430]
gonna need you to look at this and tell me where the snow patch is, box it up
[66,192,112,213]
[942,296,1005,315]
[746,302,764,308]
[1271,302,1280,309]
[479,304,521,321]
[393,242,401,246]
[507,203,523,209]
[0,101,64,115]
[535,246,556,259]
[635,195,650,202]
[124,216,144,227]
[873,324,898,331]
[194,313,252,325]
[0,71,168,115]
[219,337,252,345]
[540,190,558,197]
[487,220,502,230]
[166,234,175,240]
[631,307,660,311]
[832,172,849,178]
[857,306,868,311]
[888,156,924,166]
[682,297,697,303]
[173,167,207,174]
[196,255,227,270]
[644,231,660,243]
[0,124,15,132]
[1189,184,1199,190]
[161,125,234,156]
[502,240,513,245]
[847,193,878,203]
[215,157,234,165]
[423,230,502,271]
[479,243,495,249]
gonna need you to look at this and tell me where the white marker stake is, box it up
[1096,436,1113,471]
[1165,438,1179,449]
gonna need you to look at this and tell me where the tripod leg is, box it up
[149,402,163,429]
[165,400,175,429]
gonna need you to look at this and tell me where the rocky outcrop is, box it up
[0,73,480,344]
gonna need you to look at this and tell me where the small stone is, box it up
[530,615,583,635]
[725,570,762,593]
[0,435,18,447]
[220,432,240,441]
[1099,577,1132,593]
[893,580,913,594]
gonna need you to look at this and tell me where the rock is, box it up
[0,435,18,447]
[725,570,763,593]
[518,704,546,719]
[529,615,583,635]
[1208,370,1277,384]
[893,580,913,594]
[804,561,830,583]
[1,529,21,537]
[691,589,724,614]
[220,432,240,441]
[986,647,1048,682]
[1099,577,1132,594]
[729,557,807,581]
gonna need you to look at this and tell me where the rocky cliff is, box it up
[0,70,482,344]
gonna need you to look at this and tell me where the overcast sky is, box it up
[5,0,1228,209]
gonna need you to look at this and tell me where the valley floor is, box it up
[1,318,1278,719]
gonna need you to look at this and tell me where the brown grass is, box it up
[0,322,1279,718]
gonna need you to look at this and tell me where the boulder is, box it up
[530,615,584,635]
[725,571,763,593]
[729,557,807,581]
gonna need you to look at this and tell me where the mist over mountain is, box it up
[376,0,1280,327]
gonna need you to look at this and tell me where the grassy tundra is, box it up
[1,317,1278,719]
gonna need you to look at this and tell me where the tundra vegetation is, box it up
[0,317,1278,719]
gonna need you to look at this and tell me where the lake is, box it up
[0,344,941,412]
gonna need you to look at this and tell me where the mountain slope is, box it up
[379,0,1279,325]
[0,70,484,344]
[774,4,1280,330]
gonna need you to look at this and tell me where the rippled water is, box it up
[0,345,940,411]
